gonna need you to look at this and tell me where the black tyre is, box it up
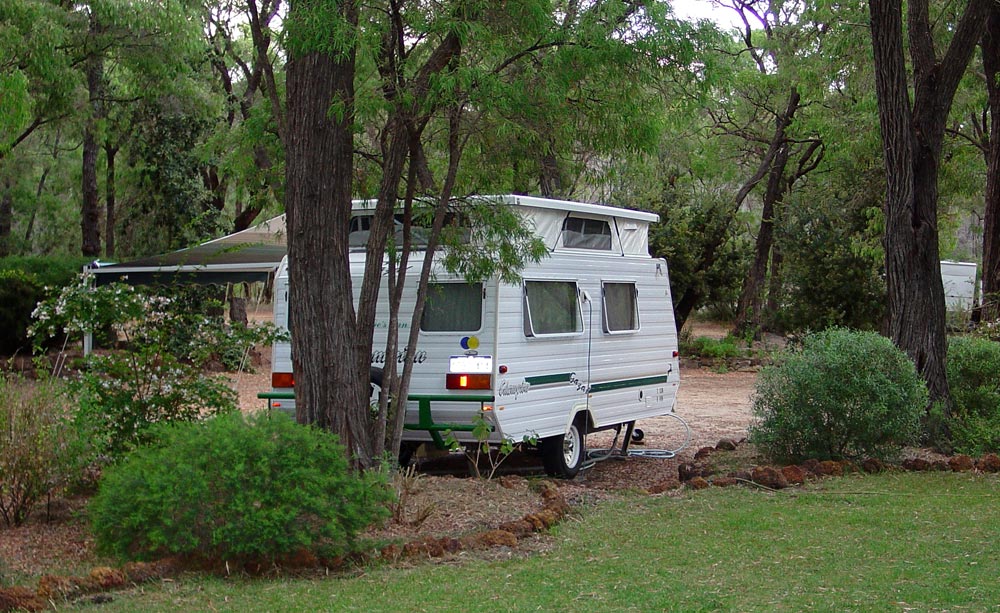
[541,417,586,478]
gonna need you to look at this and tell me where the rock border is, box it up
[679,440,1000,491]
[0,481,570,612]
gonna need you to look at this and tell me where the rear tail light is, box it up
[446,373,491,390]
[272,372,294,388]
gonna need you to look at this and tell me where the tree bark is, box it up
[285,0,372,463]
[0,178,12,257]
[734,142,789,339]
[981,8,1000,320]
[81,13,104,258]
[104,141,117,259]
[869,0,990,408]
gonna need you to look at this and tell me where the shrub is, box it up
[0,270,44,355]
[30,279,282,461]
[945,336,1000,455]
[90,412,393,564]
[0,256,90,356]
[0,375,88,526]
[749,328,926,463]
[681,335,744,360]
[73,348,237,460]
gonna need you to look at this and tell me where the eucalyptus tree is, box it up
[0,0,79,255]
[701,0,827,340]
[202,0,285,233]
[868,0,990,407]
[981,10,1000,320]
[73,0,211,258]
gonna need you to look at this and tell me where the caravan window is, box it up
[562,217,612,250]
[523,281,583,336]
[421,282,483,331]
[603,282,639,333]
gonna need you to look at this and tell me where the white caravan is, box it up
[266,195,680,477]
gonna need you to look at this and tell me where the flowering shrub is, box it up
[30,277,284,460]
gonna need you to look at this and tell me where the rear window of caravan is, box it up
[603,281,639,332]
[421,282,483,331]
[523,280,583,336]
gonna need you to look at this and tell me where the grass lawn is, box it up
[80,472,1000,612]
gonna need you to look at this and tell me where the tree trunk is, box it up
[981,8,1000,320]
[0,179,12,257]
[868,0,989,408]
[81,14,104,258]
[285,0,372,464]
[104,141,117,259]
[734,143,789,340]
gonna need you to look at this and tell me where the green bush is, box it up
[0,270,44,355]
[0,375,88,526]
[681,335,744,360]
[90,412,392,564]
[0,257,90,355]
[749,328,926,463]
[945,336,1000,455]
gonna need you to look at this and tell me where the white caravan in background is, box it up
[267,195,680,478]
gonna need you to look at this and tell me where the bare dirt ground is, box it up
[1,320,759,582]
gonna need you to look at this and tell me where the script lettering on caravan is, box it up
[497,379,531,400]
[371,347,428,364]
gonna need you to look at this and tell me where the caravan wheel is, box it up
[541,419,586,479]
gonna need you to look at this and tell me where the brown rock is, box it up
[498,475,526,490]
[711,477,739,487]
[694,446,715,460]
[800,458,820,474]
[729,470,752,483]
[678,462,701,482]
[750,466,789,489]
[781,465,807,485]
[89,567,127,590]
[814,460,843,477]
[648,480,677,495]
[380,544,403,562]
[861,458,885,474]
[497,519,535,538]
[716,438,738,451]
[0,586,44,612]
[36,575,86,600]
[470,530,518,549]
[931,460,950,471]
[949,455,975,472]
[976,453,1000,473]
[686,476,711,490]
[902,457,930,471]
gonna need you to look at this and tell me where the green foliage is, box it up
[680,335,744,360]
[0,375,87,527]
[944,336,1000,455]
[0,257,86,354]
[0,269,43,355]
[74,348,236,460]
[436,198,548,285]
[30,279,288,460]
[443,412,536,480]
[750,328,926,462]
[772,172,886,334]
[90,412,392,564]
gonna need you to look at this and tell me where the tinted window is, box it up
[523,281,582,336]
[421,282,483,331]
[603,282,639,332]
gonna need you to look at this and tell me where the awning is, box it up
[89,215,286,286]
